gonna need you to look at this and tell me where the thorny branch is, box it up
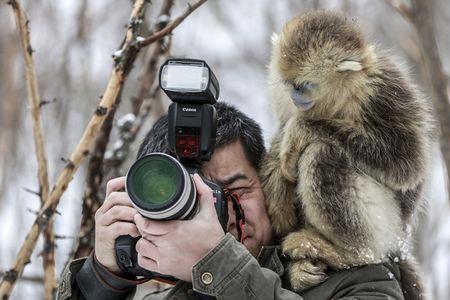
[6,0,56,298]
[71,0,174,260]
[0,0,149,298]
[0,0,208,298]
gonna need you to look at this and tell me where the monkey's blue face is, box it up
[290,82,316,111]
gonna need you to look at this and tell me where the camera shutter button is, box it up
[201,272,213,285]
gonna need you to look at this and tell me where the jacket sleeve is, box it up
[191,233,304,300]
[56,253,138,300]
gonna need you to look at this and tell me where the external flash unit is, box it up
[159,59,219,104]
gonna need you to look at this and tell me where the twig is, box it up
[139,0,207,47]
[7,0,55,298]
[0,0,149,298]
[22,187,41,197]
[382,0,413,22]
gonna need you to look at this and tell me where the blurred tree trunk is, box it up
[409,0,450,197]
[385,1,450,298]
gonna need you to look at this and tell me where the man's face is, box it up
[201,140,273,257]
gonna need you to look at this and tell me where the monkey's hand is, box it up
[287,259,328,292]
[283,230,329,291]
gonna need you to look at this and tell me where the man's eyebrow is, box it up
[215,173,249,187]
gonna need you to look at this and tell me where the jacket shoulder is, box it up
[302,261,404,300]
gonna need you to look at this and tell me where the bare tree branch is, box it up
[71,0,174,261]
[0,0,149,298]
[140,0,207,47]
[6,0,56,298]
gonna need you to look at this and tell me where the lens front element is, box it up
[132,157,180,205]
[126,153,197,220]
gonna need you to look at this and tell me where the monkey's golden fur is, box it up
[262,11,433,298]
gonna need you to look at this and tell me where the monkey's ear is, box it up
[336,60,362,72]
[271,33,280,46]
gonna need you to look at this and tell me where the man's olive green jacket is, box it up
[57,233,404,300]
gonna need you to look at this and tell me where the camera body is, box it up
[114,59,226,281]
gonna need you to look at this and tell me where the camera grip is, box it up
[202,177,228,232]
[115,235,177,284]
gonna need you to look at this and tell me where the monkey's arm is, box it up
[279,117,317,182]
[261,135,299,238]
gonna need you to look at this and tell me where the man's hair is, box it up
[137,102,265,170]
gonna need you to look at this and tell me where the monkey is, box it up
[260,11,433,298]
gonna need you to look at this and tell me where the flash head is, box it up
[159,59,219,104]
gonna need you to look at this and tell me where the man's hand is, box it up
[134,173,225,282]
[94,177,139,273]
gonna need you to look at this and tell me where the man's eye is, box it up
[230,188,247,197]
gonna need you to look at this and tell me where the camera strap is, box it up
[224,190,246,244]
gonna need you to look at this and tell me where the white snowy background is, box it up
[0,0,449,299]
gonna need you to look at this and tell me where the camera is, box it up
[114,59,227,282]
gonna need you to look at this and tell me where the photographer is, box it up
[57,102,405,300]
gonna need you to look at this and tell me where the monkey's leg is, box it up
[282,227,371,292]
[283,226,385,291]
[285,142,403,291]
[283,228,366,269]
[261,135,300,238]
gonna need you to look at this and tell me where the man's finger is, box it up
[134,214,175,236]
[99,191,133,214]
[106,176,126,196]
[137,254,158,273]
[98,206,137,226]
[105,221,140,240]
[136,238,159,261]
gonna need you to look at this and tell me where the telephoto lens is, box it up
[126,153,198,220]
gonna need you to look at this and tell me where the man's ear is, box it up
[271,33,279,46]
[336,60,362,72]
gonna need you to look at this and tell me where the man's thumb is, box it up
[192,174,217,216]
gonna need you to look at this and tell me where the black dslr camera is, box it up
[114,59,227,282]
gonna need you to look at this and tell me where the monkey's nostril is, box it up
[293,84,302,92]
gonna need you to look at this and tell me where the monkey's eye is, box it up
[293,82,316,94]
